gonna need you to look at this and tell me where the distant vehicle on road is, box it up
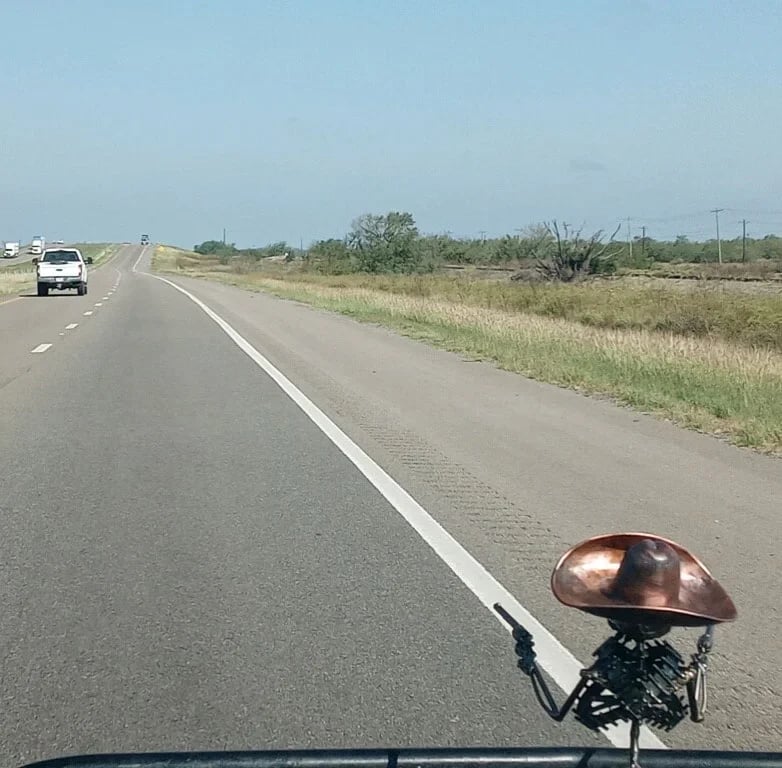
[30,235,46,256]
[3,241,20,258]
[53,239,65,244]
[34,247,92,296]
[140,234,150,245]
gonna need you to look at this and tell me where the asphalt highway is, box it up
[0,246,605,765]
[0,245,779,765]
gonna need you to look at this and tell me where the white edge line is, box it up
[141,269,665,752]
[30,343,52,353]
[131,245,148,273]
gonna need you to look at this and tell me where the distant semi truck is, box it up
[30,235,46,256]
[3,241,20,258]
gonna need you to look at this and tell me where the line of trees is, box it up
[194,213,782,281]
[194,239,290,263]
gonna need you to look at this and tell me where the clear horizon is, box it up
[1,0,781,248]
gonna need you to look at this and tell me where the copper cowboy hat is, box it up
[551,533,737,627]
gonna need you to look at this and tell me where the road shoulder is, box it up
[156,271,782,752]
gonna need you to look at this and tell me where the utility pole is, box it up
[641,225,646,258]
[222,228,226,245]
[711,208,724,263]
[625,217,633,259]
[740,219,748,262]
[479,230,487,243]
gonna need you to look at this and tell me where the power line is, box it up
[638,211,716,224]
[732,209,782,216]
[625,207,782,225]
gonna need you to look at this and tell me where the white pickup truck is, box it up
[3,241,20,258]
[35,247,92,296]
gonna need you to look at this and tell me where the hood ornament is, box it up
[495,533,736,768]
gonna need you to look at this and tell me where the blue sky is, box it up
[1,0,780,247]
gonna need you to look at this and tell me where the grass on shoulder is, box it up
[72,243,120,266]
[153,244,226,273]
[152,249,782,454]
[0,270,34,296]
[157,257,782,352]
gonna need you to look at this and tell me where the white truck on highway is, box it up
[3,241,20,258]
[30,235,45,256]
[34,247,92,296]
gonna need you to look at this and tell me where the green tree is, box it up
[495,235,524,262]
[265,241,289,259]
[309,238,352,273]
[348,211,421,273]
[194,240,237,256]
[758,235,782,260]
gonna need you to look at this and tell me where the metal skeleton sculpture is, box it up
[495,533,737,768]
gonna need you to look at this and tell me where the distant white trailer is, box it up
[3,241,20,258]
